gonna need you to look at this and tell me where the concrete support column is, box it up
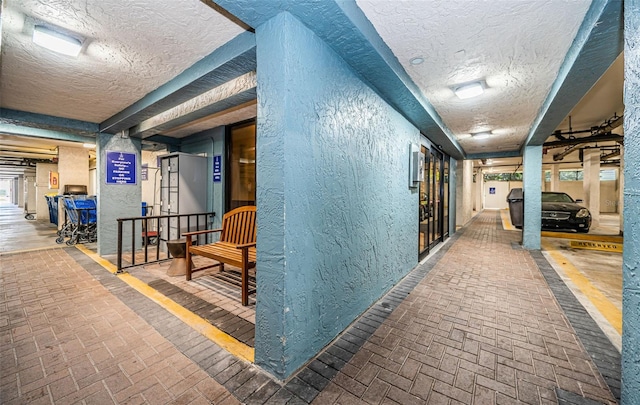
[35,163,58,220]
[57,145,90,229]
[255,12,419,380]
[583,148,600,228]
[449,159,457,234]
[622,0,640,399]
[619,146,624,235]
[455,159,473,228]
[17,175,25,207]
[97,133,142,255]
[474,168,483,211]
[550,164,559,192]
[522,145,542,250]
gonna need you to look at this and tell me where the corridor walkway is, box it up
[0,210,620,404]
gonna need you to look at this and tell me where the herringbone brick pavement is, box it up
[313,212,616,405]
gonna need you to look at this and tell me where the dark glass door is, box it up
[419,144,447,259]
[227,121,256,210]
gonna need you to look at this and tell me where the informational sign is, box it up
[49,171,59,189]
[106,151,137,184]
[489,187,496,195]
[213,155,222,183]
[141,164,148,181]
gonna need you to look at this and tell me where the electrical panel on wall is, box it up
[409,143,425,188]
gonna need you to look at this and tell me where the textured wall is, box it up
[622,0,640,399]
[255,12,419,379]
[58,146,90,228]
[522,145,542,249]
[455,160,473,227]
[96,134,142,255]
[35,163,58,220]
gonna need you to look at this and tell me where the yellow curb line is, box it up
[541,241,621,335]
[541,231,622,243]
[74,244,255,363]
[500,209,517,231]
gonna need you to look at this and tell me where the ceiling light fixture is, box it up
[83,143,95,148]
[472,131,492,140]
[453,81,485,99]
[32,25,82,57]
[410,57,425,65]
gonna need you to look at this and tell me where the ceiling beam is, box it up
[0,109,99,136]
[131,72,256,138]
[100,31,256,134]
[523,0,623,149]
[466,150,522,160]
[0,123,96,144]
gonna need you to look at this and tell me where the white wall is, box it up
[35,163,58,220]
[484,181,523,209]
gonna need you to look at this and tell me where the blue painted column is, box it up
[622,0,640,400]
[255,12,419,379]
[96,133,142,255]
[522,145,542,250]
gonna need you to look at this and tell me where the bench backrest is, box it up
[220,206,257,245]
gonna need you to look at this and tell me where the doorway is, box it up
[419,144,448,259]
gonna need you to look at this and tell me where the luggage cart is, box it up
[24,200,35,220]
[56,195,97,245]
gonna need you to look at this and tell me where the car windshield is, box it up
[542,193,574,203]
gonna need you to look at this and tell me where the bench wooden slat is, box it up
[185,206,257,306]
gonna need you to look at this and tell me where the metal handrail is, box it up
[116,211,216,273]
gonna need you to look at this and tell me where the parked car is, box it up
[541,192,591,233]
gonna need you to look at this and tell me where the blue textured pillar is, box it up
[622,0,640,400]
[96,133,142,255]
[254,12,419,379]
[522,145,542,250]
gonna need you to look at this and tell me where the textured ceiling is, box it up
[0,0,245,123]
[357,0,592,155]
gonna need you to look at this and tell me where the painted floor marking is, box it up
[541,241,622,335]
[500,209,517,231]
[569,240,623,253]
[75,244,255,363]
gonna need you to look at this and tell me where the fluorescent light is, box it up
[83,143,95,148]
[454,81,484,99]
[33,25,82,57]
[472,131,492,140]
[410,57,425,65]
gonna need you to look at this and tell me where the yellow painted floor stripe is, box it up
[541,241,622,334]
[541,231,623,243]
[75,244,255,363]
[500,209,517,231]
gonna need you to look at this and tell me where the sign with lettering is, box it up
[106,151,137,185]
[213,155,222,183]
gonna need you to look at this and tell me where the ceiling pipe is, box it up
[543,133,623,148]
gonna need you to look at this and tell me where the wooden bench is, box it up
[183,206,256,306]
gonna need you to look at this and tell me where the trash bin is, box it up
[506,188,524,229]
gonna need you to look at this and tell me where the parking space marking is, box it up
[74,244,255,363]
[541,240,622,335]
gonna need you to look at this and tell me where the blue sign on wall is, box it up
[213,155,222,183]
[489,187,496,195]
[106,151,137,184]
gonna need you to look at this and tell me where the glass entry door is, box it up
[419,144,447,259]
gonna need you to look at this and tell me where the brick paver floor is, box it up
[313,212,617,405]
[0,248,239,405]
[0,210,619,405]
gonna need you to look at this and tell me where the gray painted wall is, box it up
[255,12,420,379]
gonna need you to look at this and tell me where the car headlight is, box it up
[576,208,590,218]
